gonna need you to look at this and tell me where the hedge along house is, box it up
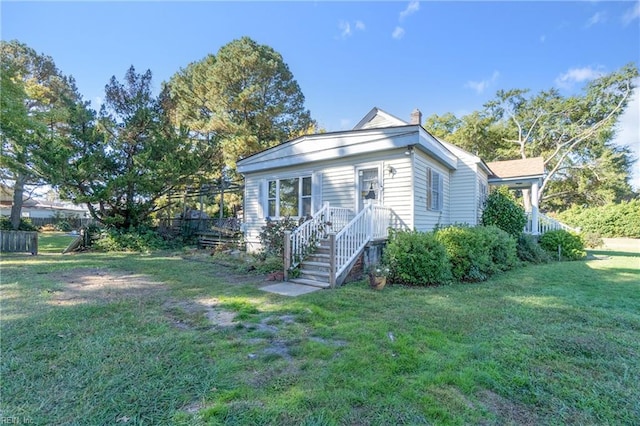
[237,107,549,289]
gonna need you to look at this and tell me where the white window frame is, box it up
[266,175,312,218]
[478,179,488,221]
[427,167,443,211]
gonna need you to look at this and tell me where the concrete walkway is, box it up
[260,282,323,296]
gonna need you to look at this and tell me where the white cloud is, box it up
[399,0,420,21]
[585,11,606,28]
[622,2,640,26]
[554,66,605,90]
[465,71,500,94]
[338,20,365,39]
[540,34,546,43]
[339,20,352,38]
[392,26,405,40]
[611,78,640,190]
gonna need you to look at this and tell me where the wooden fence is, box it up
[0,231,38,255]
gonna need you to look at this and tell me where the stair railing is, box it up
[284,203,330,276]
[329,201,393,287]
[525,211,579,235]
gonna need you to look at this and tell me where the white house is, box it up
[237,107,548,288]
[0,184,90,221]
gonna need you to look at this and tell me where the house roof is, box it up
[436,138,493,175]
[353,107,408,130]
[487,157,545,181]
[237,108,459,174]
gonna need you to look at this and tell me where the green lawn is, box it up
[1,235,639,425]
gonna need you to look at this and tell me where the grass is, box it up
[1,234,639,425]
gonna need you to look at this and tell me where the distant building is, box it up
[0,184,90,219]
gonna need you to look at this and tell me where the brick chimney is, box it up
[410,108,422,125]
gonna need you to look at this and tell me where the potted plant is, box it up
[368,264,389,290]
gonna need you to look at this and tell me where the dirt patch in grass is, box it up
[47,268,167,305]
[478,389,539,425]
[164,297,237,330]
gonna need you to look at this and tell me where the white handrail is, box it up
[333,202,393,280]
[288,203,330,269]
[525,211,579,234]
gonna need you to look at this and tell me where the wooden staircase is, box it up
[288,238,332,289]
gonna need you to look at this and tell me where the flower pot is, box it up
[369,275,386,290]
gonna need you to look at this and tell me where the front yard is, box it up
[1,234,639,424]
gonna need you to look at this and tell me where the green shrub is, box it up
[476,225,519,272]
[516,234,551,264]
[435,225,519,282]
[435,226,491,282]
[383,230,452,286]
[258,217,301,258]
[0,216,38,231]
[481,187,527,237]
[254,255,284,274]
[539,230,586,261]
[582,232,604,249]
[557,200,640,238]
[55,220,73,232]
[94,226,175,252]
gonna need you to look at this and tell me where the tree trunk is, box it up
[10,173,27,230]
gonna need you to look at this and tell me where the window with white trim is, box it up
[426,167,443,211]
[478,179,488,220]
[267,176,312,217]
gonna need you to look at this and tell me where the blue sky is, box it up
[2,1,639,186]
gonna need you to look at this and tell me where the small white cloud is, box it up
[93,96,103,109]
[399,0,420,21]
[392,26,405,40]
[622,2,640,26]
[585,11,606,28]
[554,66,605,90]
[338,19,365,39]
[465,71,500,94]
[339,20,352,38]
[540,34,546,43]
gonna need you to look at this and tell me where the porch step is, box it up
[313,245,330,255]
[306,253,330,263]
[288,278,331,289]
[301,261,330,272]
[299,268,330,282]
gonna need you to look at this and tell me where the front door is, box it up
[357,167,380,211]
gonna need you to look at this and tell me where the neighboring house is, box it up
[237,107,553,288]
[0,184,90,220]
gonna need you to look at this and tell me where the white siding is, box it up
[321,164,355,209]
[243,175,265,252]
[381,155,413,230]
[241,149,415,251]
[449,160,479,225]
[413,151,451,231]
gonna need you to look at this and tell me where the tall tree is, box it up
[424,64,638,210]
[165,36,315,174]
[0,40,77,229]
[52,66,216,229]
[486,64,637,208]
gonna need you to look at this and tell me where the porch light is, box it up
[404,145,414,155]
[387,165,397,176]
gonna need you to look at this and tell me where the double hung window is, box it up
[426,167,443,211]
[267,176,312,217]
